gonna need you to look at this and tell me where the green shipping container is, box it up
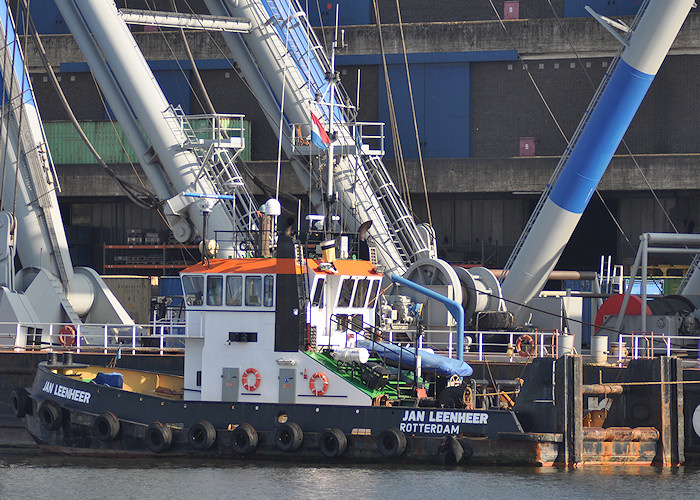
[44,119,251,164]
[43,121,139,164]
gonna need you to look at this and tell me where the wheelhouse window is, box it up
[351,313,364,331]
[264,275,275,307]
[335,314,348,330]
[206,275,223,306]
[182,275,203,306]
[311,278,325,307]
[226,275,242,306]
[338,278,355,308]
[367,280,380,308]
[246,276,262,306]
[353,279,369,308]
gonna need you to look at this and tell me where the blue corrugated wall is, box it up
[378,62,471,159]
[304,0,372,26]
[564,0,643,17]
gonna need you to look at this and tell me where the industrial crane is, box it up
[0,1,132,346]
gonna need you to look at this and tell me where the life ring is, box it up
[309,372,328,396]
[516,334,535,357]
[59,326,76,347]
[242,368,261,391]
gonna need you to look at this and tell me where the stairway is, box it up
[170,106,259,240]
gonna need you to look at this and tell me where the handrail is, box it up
[618,332,700,361]
[0,321,186,356]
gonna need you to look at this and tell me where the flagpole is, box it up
[325,6,339,227]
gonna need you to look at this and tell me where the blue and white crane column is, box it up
[501,0,696,324]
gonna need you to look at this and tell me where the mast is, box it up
[203,0,434,275]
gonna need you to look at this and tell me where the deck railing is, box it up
[0,320,187,356]
[618,332,700,362]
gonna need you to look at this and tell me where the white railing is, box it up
[617,332,700,362]
[290,120,385,156]
[0,320,187,356]
[381,328,568,362]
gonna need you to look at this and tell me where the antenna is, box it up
[356,68,361,112]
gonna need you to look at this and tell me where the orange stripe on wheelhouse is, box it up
[183,258,381,277]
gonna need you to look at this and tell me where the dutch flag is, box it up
[310,111,331,149]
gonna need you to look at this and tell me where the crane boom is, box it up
[0,0,132,337]
[55,0,260,256]
[500,0,695,324]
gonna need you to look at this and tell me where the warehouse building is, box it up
[16,0,700,274]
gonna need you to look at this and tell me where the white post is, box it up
[448,330,453,358]
[76,324,81,353]
[618,333,623,364]
[103,325,108,354]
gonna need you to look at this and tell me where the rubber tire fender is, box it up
[188,420,216,451]
[274,422,303,452]
[93,412,120,441]
[377,427,407,457]
[231,422,258,455]
[319,428,347,458]
[11,388,29,418]
[145,422,172,453]
[439,435,464,465]
[38,400,63,431]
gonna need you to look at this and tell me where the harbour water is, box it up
[1,453,699,499]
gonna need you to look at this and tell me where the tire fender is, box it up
[188,420,217,451]
[93,412,120,441]
[145,422,172,453]
[439,435,464,465]
[231,422,258,455]
[38,400,63,431]
[377,427,407,457]
[274,422,303,452]
[319,428,347,458]
[11,388,29,418]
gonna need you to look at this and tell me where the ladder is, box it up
[170,106,259,239]
[294,242,310,347]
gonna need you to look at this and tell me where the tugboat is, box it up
[14,237,553,465]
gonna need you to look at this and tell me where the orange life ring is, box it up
[59,326,76,347]
[309,372,328,396]
[242,368,261,391]
[516,334,535,357]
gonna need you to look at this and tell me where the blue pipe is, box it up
[390,274,465,361]
[184,192,238,200]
